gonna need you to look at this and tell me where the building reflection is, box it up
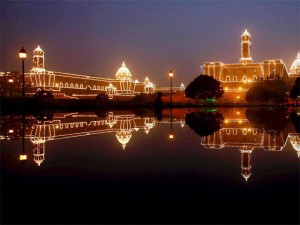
[0,108,299,181]
[185,107,300,181]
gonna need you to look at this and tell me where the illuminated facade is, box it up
[27,46,155,99]
[201,30,290,103]
[289,52,300,84]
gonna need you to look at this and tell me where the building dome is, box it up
[116,61,132,80]
[290,52,300,75]
[289,134,300,158]
[116,131,132,150]
[34,45,44,53]
[241,29,251,37]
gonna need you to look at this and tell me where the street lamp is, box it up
[19,113,27,165]
[169,70,173,106]
[19,47,27,102]
[8,78,13,97]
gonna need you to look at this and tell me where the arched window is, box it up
[97,86,100,90]
[80,84,83,89]
[233,76,237,81]
[101,86,104,90]
[226,129,230,135]
[65,83,68,88]
[93,85,96,90]
[60,82,63,87]
[70,83,74,88]
[242,75,247,81]
[75,84,79,89]
[226,76,230,82]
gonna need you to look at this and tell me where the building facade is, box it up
[201,30,291,103]
[25,46,155,99]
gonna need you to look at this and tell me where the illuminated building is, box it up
[27,46,155,99]
[201,29,290,103]
[289,53,300,84]
[289,133,300,158]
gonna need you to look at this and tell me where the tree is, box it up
[290,77,300,99]
[185,74,224,101]
[185,111,224,137]
[246,79,288,104]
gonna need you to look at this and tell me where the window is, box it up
[75,84,78,88]
[233,76,237,81]
[97,86,100,90]
[70,83,74,88]
[242,75,247,81]
[93,85,96,90]
[80,84,83,89]
[254,69,256,73]
[226,76,230,81]
[60,82,63,87]
[65,83,68,88]
[253,75,257,81]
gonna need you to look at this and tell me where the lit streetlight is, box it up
[19,47,27,103]
[169,70,173,106]
[8,78,13,97]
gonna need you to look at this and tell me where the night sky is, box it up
[1,0,299,86]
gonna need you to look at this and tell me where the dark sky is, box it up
[1,0,299,86]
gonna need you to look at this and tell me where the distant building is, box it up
[289,52,300,84]
[201,30,291,103]
[26,46,155,99]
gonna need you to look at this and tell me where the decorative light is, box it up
[8,79,14,83]
[236,112,240,115]
[19,47,27,59]
[19,154,27,161]
[236,96,240,99]
[169,70,173,77]
[169,134,174,140]
[247,79,251,83]
[238,87,242,90]
[8,129,14,133]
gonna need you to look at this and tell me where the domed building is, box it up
[26,46,155,99]
[289,134,300,158]
[290,52,300,77]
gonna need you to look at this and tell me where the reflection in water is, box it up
[185,107,300,181]
[0,108,299,181]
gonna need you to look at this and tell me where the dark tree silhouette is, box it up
[246,79,288,103]
[290,77,300,99]
[290,111,300,133]
[185,111,223,137]
[185,74,224,101]
[245,108,288,131]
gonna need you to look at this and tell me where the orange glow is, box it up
[8,79,14,83]
[19,154,27,161]
[225,120,229,123]
[236,112,240,115]
[225,87,228,90]
[236,96,240,99]
[8,129,14,133]
[238,87,242,90]
[169,134,174,139]
[239,120,242,123]
[248,128,252,131]
[248,79,251,82]
[169,70,173,77]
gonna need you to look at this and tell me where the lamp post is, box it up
[19,113,27,165]
[19,47,27,103]
[169,70,174,140]
[169,70,173,106]
[8,78,13,97]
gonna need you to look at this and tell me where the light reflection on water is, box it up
[1,107,299,224]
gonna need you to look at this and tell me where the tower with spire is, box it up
[240,29,253,64]
[240,146,253,181]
